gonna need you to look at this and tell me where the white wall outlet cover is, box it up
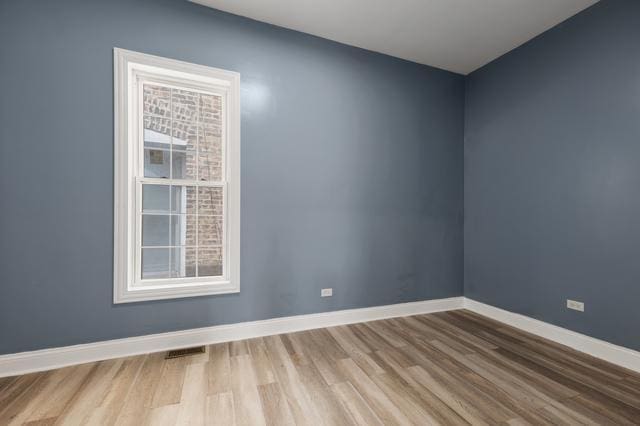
[567,299,585,312]
[321,288,333,297]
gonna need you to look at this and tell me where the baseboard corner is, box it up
[463,297,640,374]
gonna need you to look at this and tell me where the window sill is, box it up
[113,281,239,304]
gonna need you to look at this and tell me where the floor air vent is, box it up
[165,346,206,359]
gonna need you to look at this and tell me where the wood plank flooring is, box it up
[1,309,639,425]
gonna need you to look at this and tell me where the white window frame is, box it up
[113,48,240,303]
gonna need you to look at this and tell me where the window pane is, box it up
[143,84,171,118]
[144,148,170,179]
[144,116,172,149]
[198,247,222,277]
[170,215,197,246]
[172,123,197,180]
[172,88,199,123]
[142,215,170,246]
[141,248,171,279]
[144,115,171,178]
[200,94,222,126]
[170,247,197,278]
[198,187,224,215]
[171,185,197,214]
[142,184,170,213]
[198,125,222,181]
[198,215,223,246]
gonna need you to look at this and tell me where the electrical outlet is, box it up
[321,288,333,297]
[567,299,584,312]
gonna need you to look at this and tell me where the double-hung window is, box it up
[113,49,240,303]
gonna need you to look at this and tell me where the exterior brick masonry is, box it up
[143,84,224,277]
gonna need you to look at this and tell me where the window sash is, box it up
[133,179,229,288]
[137,77,226,184]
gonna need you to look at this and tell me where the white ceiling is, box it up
[191,0,598,74]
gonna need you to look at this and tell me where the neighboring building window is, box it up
[114,48,240,303]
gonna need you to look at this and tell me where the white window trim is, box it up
[113,48,240,304]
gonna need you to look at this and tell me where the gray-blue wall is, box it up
[0,0,464,354]
[465,0,640,350]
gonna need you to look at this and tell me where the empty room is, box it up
[1,0,639,424]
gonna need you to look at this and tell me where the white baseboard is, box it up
[3,296,638,378]
[0,297,464,378]
[464,298,640,374]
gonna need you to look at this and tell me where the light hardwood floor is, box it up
[1,309,639,425]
